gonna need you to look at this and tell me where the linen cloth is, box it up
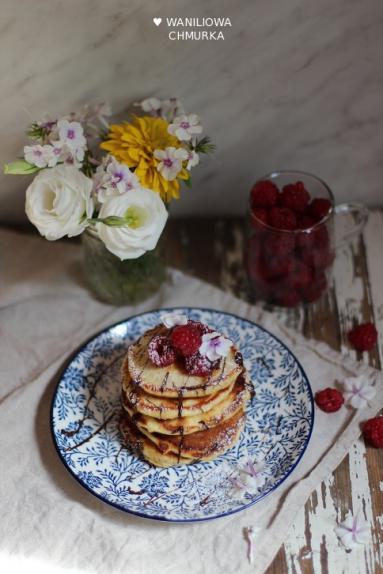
[0,228,382,574]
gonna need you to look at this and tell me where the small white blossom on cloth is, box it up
[243,526,260,564]
[343,376,376,409]
[168,114,203,141]
[154,147,187,180]
[335,510,370,549]
[161,312,188,328]
[199,332,232,362]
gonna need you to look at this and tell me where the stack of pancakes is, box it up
[119,325,253,467]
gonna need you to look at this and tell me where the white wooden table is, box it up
[165,210,383,573]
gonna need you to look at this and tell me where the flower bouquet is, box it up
[4,98,214,304]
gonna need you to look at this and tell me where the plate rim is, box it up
[50,306,315,523]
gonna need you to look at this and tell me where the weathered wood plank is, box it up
[165,214,382,573]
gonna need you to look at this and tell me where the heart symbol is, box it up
[153,17,162,26]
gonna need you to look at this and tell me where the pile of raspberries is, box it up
[247,179,334,307]
[148,321,218,376]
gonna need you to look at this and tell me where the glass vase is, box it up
[82,228,166,305]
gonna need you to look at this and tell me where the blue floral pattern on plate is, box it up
[51,308,314,522]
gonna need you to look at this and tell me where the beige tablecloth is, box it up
[1,228,382,574]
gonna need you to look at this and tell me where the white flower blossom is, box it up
[57,119,86,152]
[239,459,266,491]
[94,157,140,203]
[168,114,203,141]
[161,312,188,328]
[229,459,266,501]
[343,376,376,409]
[24,145,52,169]
[97,188,168,260]
[25,165,93,240]
[199,332,232,362]
[160,98,185,122]
[186,150,199,170]
[335,510,370,549]
[154,147,187,181]
[140,97,162,114]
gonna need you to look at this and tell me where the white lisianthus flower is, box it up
[97,188,168,260]
[154,147,188,181]
[168,114,203,141]
[25,165,93,240]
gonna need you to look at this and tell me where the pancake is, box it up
[122,373,251,435]
[125,325,243,398]
[119,408,245,467]
[122,372,237,420]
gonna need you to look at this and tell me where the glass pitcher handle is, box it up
[334,203,369,247]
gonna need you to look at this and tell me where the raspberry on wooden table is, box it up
[363,417,383,448]
[171,324,202,357]
[348,322,378,352]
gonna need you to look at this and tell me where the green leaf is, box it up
[3,160,40,175]
[194,136,216,154]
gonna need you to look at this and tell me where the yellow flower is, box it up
[100,116,189,202]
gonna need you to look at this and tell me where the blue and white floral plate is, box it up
[51,308,314,522]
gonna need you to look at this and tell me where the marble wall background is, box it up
[1,0,382,221]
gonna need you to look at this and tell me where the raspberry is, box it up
[315,388,344,412]
[297,223,329,251]
[148,336,176,367]
[363,417,383,448]
[250,180,279,208]
[264,233,295,257]
[348,322,378,352]
[308,198,332,222]
[297,215,316,230]
[280,181,310,213]
[188,320,212,335]
[184,352,217,376]
[260,256,294,280]
[290,260,313,290]
[251,207,269,226]
[171,324,202,357]
[269,207,297,230]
